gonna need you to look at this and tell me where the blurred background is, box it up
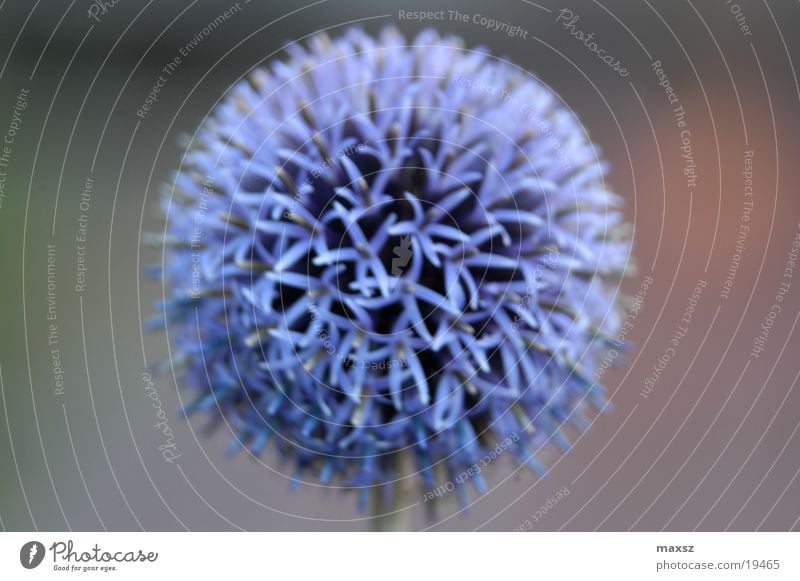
[0,0,799,531]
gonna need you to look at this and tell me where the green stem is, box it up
[369,453,415,532]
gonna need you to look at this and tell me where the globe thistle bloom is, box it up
[155,27,631,510]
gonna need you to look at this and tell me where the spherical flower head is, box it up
[156,27,632,508]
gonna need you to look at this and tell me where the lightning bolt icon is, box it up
[28,544,38,565]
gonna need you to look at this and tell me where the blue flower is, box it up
[155,27,632,509]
